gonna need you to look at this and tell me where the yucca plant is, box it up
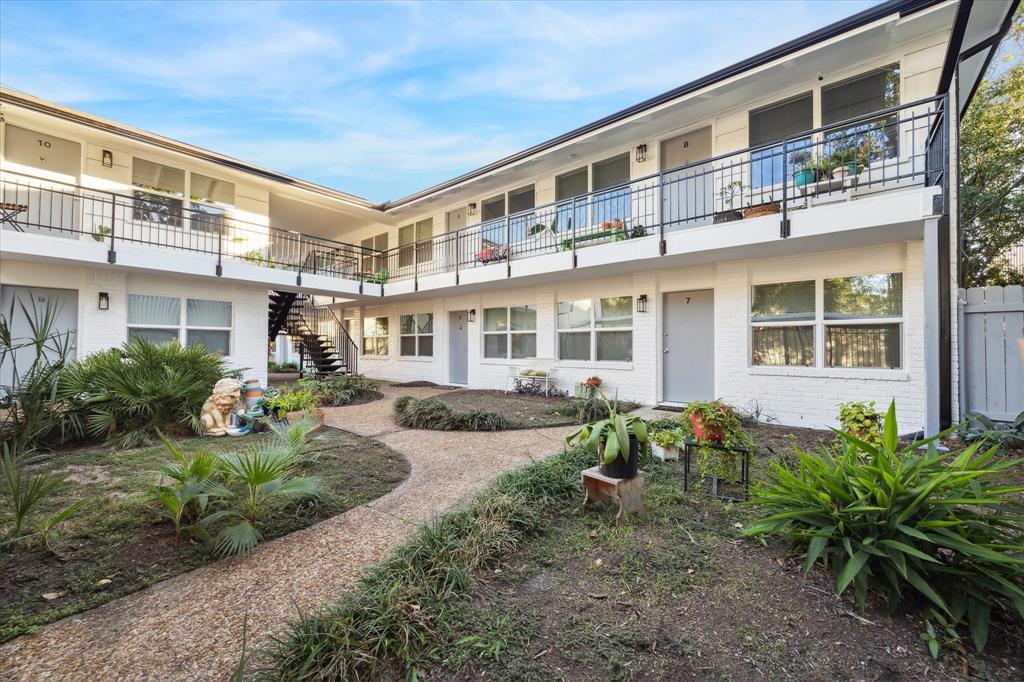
[149,435,224,542]
[0,443,80,548]
[59,337,230,447]
[745,401,1024,655]
[205,435,322,556]
[564,390,649,466]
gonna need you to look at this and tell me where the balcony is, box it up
[1,95,947,294]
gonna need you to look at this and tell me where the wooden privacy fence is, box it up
[960,286,1024,421]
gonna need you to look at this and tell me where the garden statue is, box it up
[200,377,243,436]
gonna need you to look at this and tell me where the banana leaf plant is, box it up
[564,390,648,465]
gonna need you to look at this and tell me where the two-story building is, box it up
[1,0,1018,434]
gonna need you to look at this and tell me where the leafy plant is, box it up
[745,402,1024,657]
[263,387,318,419]
[91,224,111,242]
[267,360,299,372]
[718,180,747,211]
[555,395,640,424]
[299,374,381,407]
[682,400,754,480]
[528,214,558,236]
[0,444,79,548]
[565,390,649,466]
[392,396,509,431]
[59,337,230,447]
[837,400,883,448]
[960,410,1024,451]
[651,427,686,449]
[149,435,224,543]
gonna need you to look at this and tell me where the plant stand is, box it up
[682,439,751,502]
[581,466,644,526]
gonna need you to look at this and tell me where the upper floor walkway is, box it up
[1,95,948,298]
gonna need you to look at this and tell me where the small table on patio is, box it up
[581,466,644,526]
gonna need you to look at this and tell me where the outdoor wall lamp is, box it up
[468,309,476,323]
[636,294,648,313]
[635,144,647,163]
[467,202,478,216]
[102,149,114,168]
[98,292,110,310]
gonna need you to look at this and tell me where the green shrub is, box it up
[300,374,381,407]
[0,443,80,550]
[264,446,592,679]
[392,396,509,431]
[268,360,299,373]
[745,402,1024,656]
[263,387,318,419]
[556,395,640,424]
[60,337,230,448]
[960,409,1024,451]
[836,400,883,448]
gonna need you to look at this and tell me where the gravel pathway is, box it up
[0,385,576,681]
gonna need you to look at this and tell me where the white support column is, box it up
[923,217,942,437]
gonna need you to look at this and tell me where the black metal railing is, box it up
[2,95,947,290]
[375,95,946,284]
[0,171,373,283]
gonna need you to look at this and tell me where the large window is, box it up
[362,316,389,356]
[750,281,816,366]
[190,173,235,234]
[822,65,900,163]
[132,158,185,228]
[558,296,633,362]
[824,273,902,369]
[483,305,537,359]
[361,232,388,275]
[507,185,536,242]
[400,313,433,357]
[750,272,902,369]
[749,94,813,189]
[127,294,231,355]
[592,153,631,226]
[398,218,433,267]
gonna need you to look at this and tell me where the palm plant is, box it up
[745,402,1024,655]
[149,435,224,542]
[206,437,322,556]
[0,443,79,548]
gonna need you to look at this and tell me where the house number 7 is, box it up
[686,297,691,304]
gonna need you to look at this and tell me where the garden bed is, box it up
[0,427,410,643]
[433,390,578,429]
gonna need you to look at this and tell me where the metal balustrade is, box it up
[2,95,947,291]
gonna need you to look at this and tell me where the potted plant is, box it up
[565,391,649,479]
[365,266,389,284]
[828,146,861,179]
[714,181,746,223]
[585,376,602,389]
[650,426,685,462]
[791,151,819,188]
[263,388,324,430]
[682,400,753,481]
[836,400,883,447]
[92,224,111,242]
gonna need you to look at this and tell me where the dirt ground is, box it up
[432,389,578,429]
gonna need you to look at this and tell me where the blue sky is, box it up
[0,0,880,202]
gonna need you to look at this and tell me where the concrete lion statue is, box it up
[201,377,243,436]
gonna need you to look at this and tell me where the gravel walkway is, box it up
[0,384,577,681]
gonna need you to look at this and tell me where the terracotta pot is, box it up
[286,408,325,431]
[691,413,724,442]
[743,202,781,219]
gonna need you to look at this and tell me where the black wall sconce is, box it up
[467,202,478,216]
[635,144,647,163]
[98,292,110,310]
[102,150,114,168]
[468,309,476,323]
[636,294,648,313]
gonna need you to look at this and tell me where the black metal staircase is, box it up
[268,290,357,376]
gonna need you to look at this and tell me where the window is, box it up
[398,218,433,267]
[483,305,537,359]
[132,158,185,227]
[558,296,633,362]
[400,313,433,357]
[592,153,631,226]
[556,168,588,201]
[750,273,902,369]
[749,93,814,188]
[824,273,902,369]
[750,281,815,366]
[507,185,536,243]
[822,65,900,163]
[188,173,234,234]
[361,232,388,275]
[362,316,389,355]
[127,294,231,355]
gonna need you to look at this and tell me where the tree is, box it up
[960,8,1024,287]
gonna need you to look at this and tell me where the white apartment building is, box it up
[0,0,1017,434]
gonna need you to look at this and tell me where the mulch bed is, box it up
[0,427,410,643]
[431,389,577,429]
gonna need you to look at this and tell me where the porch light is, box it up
[102,150,114,168]
[467,202,478,216]
[468,309,476,323]
[636,295,648,313]
[635,144,647,163]
[98,292,110,310]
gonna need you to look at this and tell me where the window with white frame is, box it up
[132,158,186,228]
[362,316,389,355]
[483,305,537,359]
[557,296,633,362]
[750,272,902,369]
[400,313,433,357]
[398,218,433,267]
[127,294,231,356]
[361,232,388,275]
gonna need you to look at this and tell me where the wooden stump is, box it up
[581,466,644,526]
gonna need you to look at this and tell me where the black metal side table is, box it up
[682,439,751,502]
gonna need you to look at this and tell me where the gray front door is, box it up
[661,126,714,231]
[0,286,78,392]
[662,290,714,403]
[448,310,468,385]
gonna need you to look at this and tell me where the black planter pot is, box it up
[713,210,743,224]
[599,435,640,479]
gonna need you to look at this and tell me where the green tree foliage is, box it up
[961,8,1024,286]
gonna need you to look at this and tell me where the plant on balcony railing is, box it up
[365,266,389,284]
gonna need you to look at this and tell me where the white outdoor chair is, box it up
[505,358,558,394]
